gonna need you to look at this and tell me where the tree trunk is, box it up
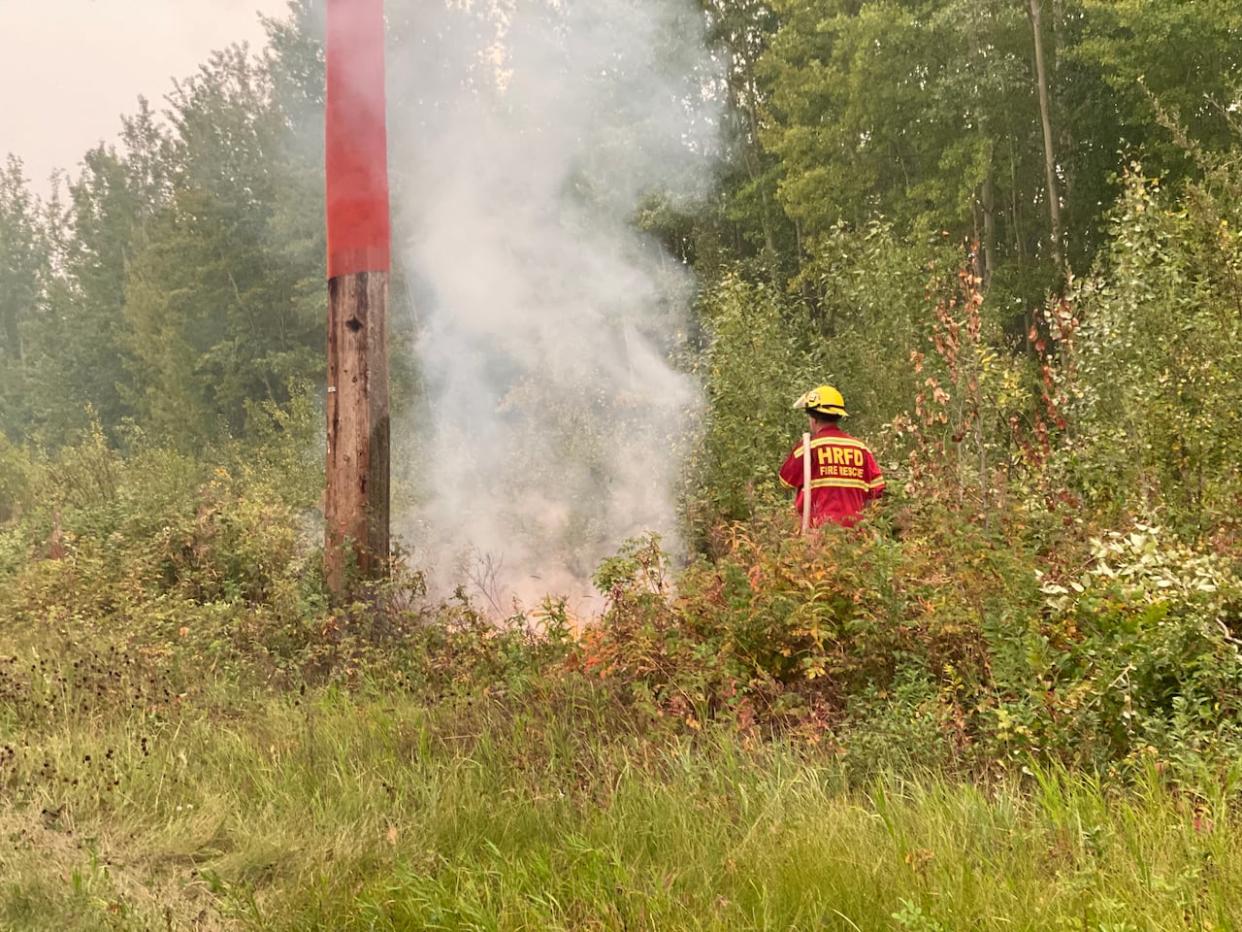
[966,1,995,289]
[1028,0,1064,273]
[972,196,985,282]
[742,76,777,262]
[982,151,996,289]
[1010,139,1025,261]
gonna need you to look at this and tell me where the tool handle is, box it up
[801,432,812,534]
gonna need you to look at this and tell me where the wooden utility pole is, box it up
[324,0,392,596]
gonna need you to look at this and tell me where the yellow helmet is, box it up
[794,384,848,417]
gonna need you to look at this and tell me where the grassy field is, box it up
[2,664,1241,932]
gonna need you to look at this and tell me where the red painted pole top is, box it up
[325,0,392,279]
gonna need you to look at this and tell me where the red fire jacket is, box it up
[779,425,885,528]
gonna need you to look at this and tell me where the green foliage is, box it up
[692,274,818,524]
[1023,525,1242,766]
[587,513,982,741]
[24,116,165,444]
[0,400,577,696]
[1054,167,1242,523]
[692,224,957,527]
[752,0,1242,291]
[0,434,35,525]
[3,671,1242,929]
[644,134,1242,772]
[0,405,1238,929]
[0,156,50,439]
[760,0,1058,287]
[0,21,325,450]
[582,502,1242,775]
[0,10,1241,924]
[121,48,323,443]
[1071,0,1242,176]
[795,219,961,427]
[0,0,1239,461]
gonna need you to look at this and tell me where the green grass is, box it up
[2,668,1241,932]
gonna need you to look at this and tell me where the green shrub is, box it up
[4,399,1240,780]
[0,433,35,524]
[1053,168,1242,529]
[1010,524,1242,767]
[584,508,1026,736]
[582,503,1242,774]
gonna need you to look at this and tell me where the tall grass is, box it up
[3,673,1240,931]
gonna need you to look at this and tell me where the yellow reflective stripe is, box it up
[792,437,872,459]
[809,478,870,492]
[779,473,797,488]
[822,438,870,451]
[868,478,886,489]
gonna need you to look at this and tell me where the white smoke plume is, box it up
[385,0,722,610]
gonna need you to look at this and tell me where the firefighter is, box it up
[779,385,885,529]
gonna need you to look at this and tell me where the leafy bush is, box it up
[581,505,1242,774]
[2,387,1240,780]
[691,274,819,527]
[1053,168,1242,527]
[0,433,35,524]
[1013,525,1242,767]
[0,415,578,699]
[584,510,1019,740]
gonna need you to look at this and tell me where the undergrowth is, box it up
[0,407,1240,927]
[4,686,1242,930]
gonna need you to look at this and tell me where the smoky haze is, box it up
[0,0,288,193]
[384,0,722,610]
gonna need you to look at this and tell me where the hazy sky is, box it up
[0,0,291,195]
